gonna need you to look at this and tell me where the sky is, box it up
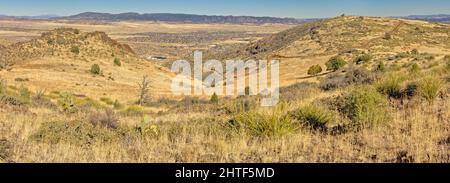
[0,0,449,18]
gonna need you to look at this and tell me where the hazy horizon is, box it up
[1,0,450,19]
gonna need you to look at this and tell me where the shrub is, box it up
[18,86,31,104]
[31,120,121,145]
[411,49,419,55]
[417,75,443,103]
[135,115,159,138]
[228,104,296,137]
[90,64,101,75]
[0,79,7,95]
[404,82,418,98]
[340,86,389,128]
[320,67,376,91]
[376,74,406,98]
[113,58,121,66]
[210,92,219,104]
[57,93,76,113]
[445,55,450,70]
[0,138,13,162]
[291,105,335,130]
[123,105,145,116]
[89,109,119,129]
[307,65,323,76]
[375,61,386,72]
[32,90,56,109]
[280,82,318,101]
[383,33,392,40]
[113,100,124,110]
[100,97,114,105]
[70,46,80,55]
[409,63,421,74]
[354,54,373,65]
[326,56,347,71]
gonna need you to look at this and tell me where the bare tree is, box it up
[138,75,151,106]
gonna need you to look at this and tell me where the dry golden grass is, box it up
[1,16,450,163]
[0,89,448,163]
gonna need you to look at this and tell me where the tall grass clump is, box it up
[417,75,443,104]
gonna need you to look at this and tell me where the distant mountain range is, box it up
[1,12,450,24]
[59,12,311,24]
[0,14,61,20]
[401,14,450,23]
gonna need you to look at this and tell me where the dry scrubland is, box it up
[0,16,450,162]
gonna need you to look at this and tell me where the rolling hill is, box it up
[203,16,450,86]
[0,28,174,104]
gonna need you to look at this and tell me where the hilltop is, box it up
[0,28,135,67]
[0,28,174,103]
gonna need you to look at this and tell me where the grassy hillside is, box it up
[0,16,449,163]
[0,28,174,104]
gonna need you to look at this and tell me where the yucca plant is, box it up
[291,105,335,130]
[229,103,297,137]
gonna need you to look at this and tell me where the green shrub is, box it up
[113,100,124,110]
[57,93,76,113]
[417,75,443,103]
[291,105,335,130]
[113,58,121,66]
[307,65,323,76]
[100,97,114,105]
[411,49,419,55]
[90,64,101,75]
[354,54,373,65]
[135,115,160,138]
[326,56,347,71]
[376,74,406,98]
[70,46,80,55]
[375,61,386,72]
[75,97,103,110]
[123,105,146,116]
[409,63,421,74]
[228,104,296,137]
[340,86,389,128]
[210,92,219,104]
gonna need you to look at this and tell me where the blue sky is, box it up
[0,0,449,18]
